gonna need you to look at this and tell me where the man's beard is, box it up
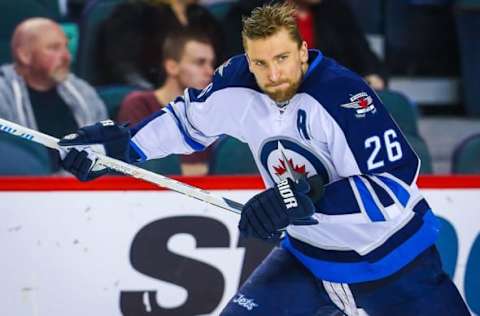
[50,66,70,83]
[264,79,302,103]
[261,68,305,104]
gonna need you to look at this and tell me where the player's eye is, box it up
[254,61,266,68]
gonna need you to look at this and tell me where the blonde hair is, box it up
[242,2,302,49]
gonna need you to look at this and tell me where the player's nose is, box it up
[268,66,280,83]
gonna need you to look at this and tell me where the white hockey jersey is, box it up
[129,50,440,283]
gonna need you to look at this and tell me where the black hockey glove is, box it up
[58,120,137,181]
[239,178,320,241]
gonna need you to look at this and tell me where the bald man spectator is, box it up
[0,18,107,170]
[0,17,107,137]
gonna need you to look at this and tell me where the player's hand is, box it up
[58,120,132,181]
[239,178,319,240]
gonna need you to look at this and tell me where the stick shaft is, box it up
[0,118,243,214]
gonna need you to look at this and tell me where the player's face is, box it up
[29,26,71,83]
[245,28,309,103]
[176,41,215,90]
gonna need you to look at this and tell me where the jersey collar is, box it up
[304,49,324,80]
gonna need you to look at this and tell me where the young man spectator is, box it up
[117,31,215,175]
[0,18,107,168]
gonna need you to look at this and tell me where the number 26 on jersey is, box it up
[365,129,403,170]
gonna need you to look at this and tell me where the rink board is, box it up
[0,175,479,315]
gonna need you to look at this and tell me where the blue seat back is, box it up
[0,132,52,175]
[209,136,258,175]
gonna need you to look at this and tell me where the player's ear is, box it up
[300,41,308,64]
[245,54,254,73]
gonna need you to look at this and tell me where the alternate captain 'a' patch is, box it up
[340,92,376,118]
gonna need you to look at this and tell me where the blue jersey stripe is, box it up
[377,175,410,207]
[129,140,147,162]
[282,210,439,283]
[166,104,206,151]
[364,176,395,207]
[304,50,324,80]
[286,199,435,263]
[353,176,385,222]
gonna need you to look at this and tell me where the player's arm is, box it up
[311,77,421,221]
[58,64,248,181]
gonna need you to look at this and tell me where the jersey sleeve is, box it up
[128,57,255,160]
[310,76,422,221]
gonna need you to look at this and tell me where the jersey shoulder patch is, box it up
[189,54,259,103]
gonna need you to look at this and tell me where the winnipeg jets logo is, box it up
[260,138,330,185]
[273,158,307,178]
[272,142,307,182]
[340,92,376,118]
[232,294,258,311]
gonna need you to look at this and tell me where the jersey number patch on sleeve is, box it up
[364,129,403,170]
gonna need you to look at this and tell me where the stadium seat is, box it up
[205,1,234,21]
[136,155,182,175]
[405,133,433,174]
[0,132,52,175]
[464,231,480,314]
[209,136,258,175]
[61,22,79,66]
[451,134,480,173]
[75,0,126,82]
[377,89,419,137]
[96,85,139,119]
[435,217,458,279]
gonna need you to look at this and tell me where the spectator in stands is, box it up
[385,0,459,77]
[223,0,386,90]
[0,18,107,168]
[95,0,223,89]
[117,30,215,176]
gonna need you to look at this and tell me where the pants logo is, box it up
[232,293,258,311]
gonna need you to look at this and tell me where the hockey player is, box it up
[58,3,470,315]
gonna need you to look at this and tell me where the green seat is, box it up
[136,155,182,175]
[206,1,234,21]
[96,85,138,119]
[405,133,433,174]
[377,89,420,137]
[0,132,52,175]
[76,0,126,82]
[452,134,480,173]
[210,136,259,175]
[61,22,79,66]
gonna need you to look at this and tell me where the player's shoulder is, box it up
[188,54,259,102]
[211,54,259,91]
[300,50,382,118]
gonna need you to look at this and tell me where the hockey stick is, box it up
[0,117,244,214]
